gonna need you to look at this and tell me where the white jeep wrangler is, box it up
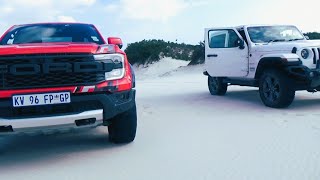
[204,25,320,108]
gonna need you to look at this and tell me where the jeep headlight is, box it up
[301,49,310,59]
[94,54,125,81]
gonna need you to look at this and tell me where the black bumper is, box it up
[0,90,136,123]
[285,66,320,89]
[72,90,136,122]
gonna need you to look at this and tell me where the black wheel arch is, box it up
[255,57,302,80]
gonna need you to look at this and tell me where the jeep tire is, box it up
[259,69,295,108]
[108,104,137,144]
[208,76,228,95]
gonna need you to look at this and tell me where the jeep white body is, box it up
[204,26,320,78]
[249,40,320,77]
[205,25,320,80]
[204,25,320,108]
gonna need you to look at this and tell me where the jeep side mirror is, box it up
[108,37,123,49]
[235,39,245,50]
[305,35,310,40]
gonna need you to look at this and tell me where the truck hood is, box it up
[0,42,100,56]
[253,40,320,53]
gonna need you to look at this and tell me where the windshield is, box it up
[0,24,105,45]
[247,26,305,43]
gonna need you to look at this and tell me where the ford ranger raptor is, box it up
[0,23,136,143]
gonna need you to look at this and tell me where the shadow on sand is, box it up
[0,128,128,169]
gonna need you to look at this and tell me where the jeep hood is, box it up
[0,42,100,56]
[253,40,320,53]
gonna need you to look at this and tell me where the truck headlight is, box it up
[301,49,309,59]
[94,54,125,81]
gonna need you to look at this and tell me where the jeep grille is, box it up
[312,48,320,65]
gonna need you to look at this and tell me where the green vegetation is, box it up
[304,32,320,40]
[125,39,203,65]
[189,41,205,65]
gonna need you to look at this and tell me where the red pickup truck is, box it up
[0,23,137,144]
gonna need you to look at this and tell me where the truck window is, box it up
[209,30,240,48]
[247,26,304,43]
[1,24,105,45]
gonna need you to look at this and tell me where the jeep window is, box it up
[209,30,240,48]
[0,24,105,45]
[247,26,305,43]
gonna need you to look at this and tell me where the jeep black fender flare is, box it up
[254,57,302,80]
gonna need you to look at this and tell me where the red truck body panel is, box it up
[0,43,99,55]
[0,23,131,98]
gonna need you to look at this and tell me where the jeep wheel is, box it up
[259,69,295,108]
[108,104,137,144]
[208,76,228,95]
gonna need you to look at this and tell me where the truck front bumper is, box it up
[286,66,320,89]
[0,90,135,136]
[307,70,320,88]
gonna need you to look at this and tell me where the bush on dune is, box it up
[125,39,201,65]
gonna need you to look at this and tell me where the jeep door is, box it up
[205,28,249,77]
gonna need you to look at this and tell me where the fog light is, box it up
[310,72,315,77]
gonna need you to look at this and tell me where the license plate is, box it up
[12,92,71,107]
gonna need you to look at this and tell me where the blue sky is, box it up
[0,0,319,46]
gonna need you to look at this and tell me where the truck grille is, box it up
[0,53,106,90]
[312,48,320,65]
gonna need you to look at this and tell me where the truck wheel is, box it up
[208,76,228,95]
[259,69,295,108]
[108,104,137,144]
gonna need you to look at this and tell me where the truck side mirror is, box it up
[108,37,123,49]
[235,39,245,50]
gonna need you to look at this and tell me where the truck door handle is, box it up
[207,54,218,57]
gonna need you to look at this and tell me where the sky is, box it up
[0,0,319,46]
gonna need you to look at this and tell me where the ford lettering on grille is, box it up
[0,62,114,75]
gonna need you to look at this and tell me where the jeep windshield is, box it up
[247,26,305,43]
[0,23,105,45]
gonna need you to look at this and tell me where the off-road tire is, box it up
[108,105,137,144]
[259,69,295,108]
[208,76,228,95]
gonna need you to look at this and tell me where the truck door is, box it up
[205,28,249,77]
